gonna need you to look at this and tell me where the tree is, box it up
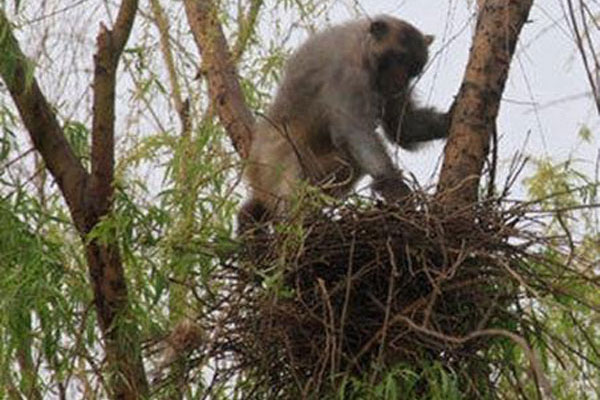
[0,2,148,398]
[0,0,598,399]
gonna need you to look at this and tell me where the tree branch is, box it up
[90,0,138,218]
[89,1,150,399]
[437,0,534,208]
[232,0,264,63]
[0,10,89,232]
[183,0,255,158]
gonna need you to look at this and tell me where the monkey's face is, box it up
[368,16,433,96]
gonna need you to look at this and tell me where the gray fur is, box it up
[239,15,449,230]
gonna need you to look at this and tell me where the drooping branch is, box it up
[183,0,255,158]
[0,10,89,232]
[437,0,534,208]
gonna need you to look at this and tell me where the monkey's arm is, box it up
[382,97,450,151]
[324,69,412,200]
[329,111,411,201]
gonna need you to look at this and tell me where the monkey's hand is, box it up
[371,172,412,203]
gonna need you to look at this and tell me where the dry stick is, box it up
[566,0,600,114]
[317,278,337,389]
[370,237,399,386]
[338,233,357,371]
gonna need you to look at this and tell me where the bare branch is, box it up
[566,0,600,114]
[183,0,255,158]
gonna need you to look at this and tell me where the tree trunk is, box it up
[437,0,534,208]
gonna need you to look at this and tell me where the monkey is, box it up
[239,15,449,232]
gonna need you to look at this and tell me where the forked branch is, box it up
[0,3,149,399]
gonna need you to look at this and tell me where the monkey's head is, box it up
[366,15,433,95]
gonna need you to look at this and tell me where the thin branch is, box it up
[566,0,600,114]
[577,0,600,113]
[149,0,190,134]
[232,0,264,62]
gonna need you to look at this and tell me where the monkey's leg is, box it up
[237,197,271,235]
[237,196,276,262]
[330,118,411,202]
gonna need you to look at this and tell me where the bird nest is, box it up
[232,197,524,398]
[150,190,597,399]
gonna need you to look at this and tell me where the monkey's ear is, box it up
[369,20,388,40]
[424,34,435,46]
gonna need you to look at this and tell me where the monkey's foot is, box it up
[371,172,412,203]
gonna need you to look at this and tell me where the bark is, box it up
[437,0,534,208]
[0,3,149,398]
[90,0,138,219]
[89,1,149,398]
[183,0,255,158]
